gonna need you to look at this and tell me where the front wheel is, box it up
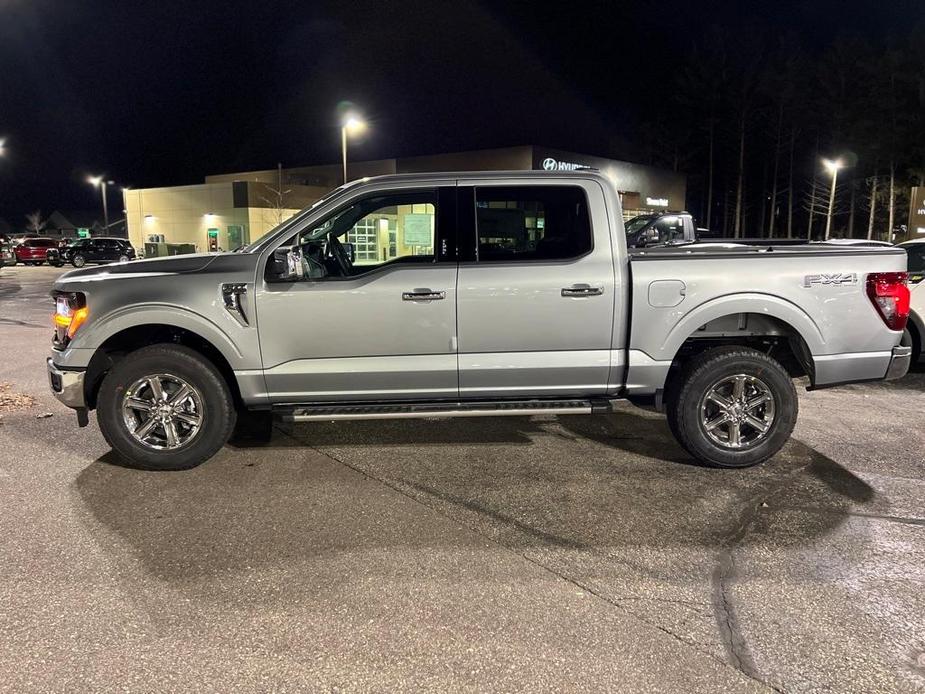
[71,254,86,267]
[97,344,236,470]
[666,346,798,468]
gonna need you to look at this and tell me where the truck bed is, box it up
[624,244,908,393]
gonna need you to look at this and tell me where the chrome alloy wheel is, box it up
[699,373,776,450]
[121,374,204,450]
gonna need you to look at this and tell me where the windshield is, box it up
[624,216,654,236]
[237,183,350,253]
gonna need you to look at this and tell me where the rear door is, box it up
[83,240,101,262]
[455,179,617,398]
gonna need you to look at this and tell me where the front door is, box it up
[255,185,459,403]
[455,181,617,398]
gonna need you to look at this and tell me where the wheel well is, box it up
[84,324,241,410]
[662,313,814,401]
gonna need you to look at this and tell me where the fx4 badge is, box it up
[803,273,858,288]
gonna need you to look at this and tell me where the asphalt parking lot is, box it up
[1,263,923,693]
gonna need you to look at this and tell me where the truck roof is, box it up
[341,169,617,187]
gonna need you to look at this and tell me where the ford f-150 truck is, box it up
[47,171,912,471]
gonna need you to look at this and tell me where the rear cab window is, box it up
[472,185,592,262]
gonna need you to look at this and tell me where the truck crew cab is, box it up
[47,171,911,471]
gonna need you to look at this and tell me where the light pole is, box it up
[822,158,844,240]
[341,115,367,184]
[88,175,115,232]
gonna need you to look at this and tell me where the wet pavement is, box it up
[1,264,923,692]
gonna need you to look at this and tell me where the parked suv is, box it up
[57,237,136,267]
[47,171,911,471]
[14,237,57,265]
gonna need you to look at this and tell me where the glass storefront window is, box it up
[348,218,379,263]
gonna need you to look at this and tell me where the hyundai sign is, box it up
[541,157,588,171]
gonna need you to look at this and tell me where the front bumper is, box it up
[47,358,86,408]
[885,345,912,380]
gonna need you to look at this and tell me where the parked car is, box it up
[14,237,57,265]
[58,237,136,267]
[0,240,14,267]
[47,171,911,471]
[896,238,925,363]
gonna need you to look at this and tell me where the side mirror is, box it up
[341,242,356,263]
[268,245,304,282]
[643,228,660,246]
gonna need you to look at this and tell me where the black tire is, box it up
[71,254,86,267]
[97,344,236,470]
[117,254,130,263]
[665,346,798,468]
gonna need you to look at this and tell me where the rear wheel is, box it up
[71,254,86,267]
[97,344,236,470]
[666,347,797,468]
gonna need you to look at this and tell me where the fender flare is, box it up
[657,292,826,362]
[80,304,248,369]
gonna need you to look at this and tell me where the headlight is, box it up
[52,293,88,343]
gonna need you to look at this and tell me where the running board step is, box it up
[275,399,615,422]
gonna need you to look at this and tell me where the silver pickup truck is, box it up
[47,171,912,471]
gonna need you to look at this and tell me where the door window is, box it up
[906,244,925,283]
[473,186,592,261]
[906,245,925,273]
[285,190,441,279]
[652,216,685,243]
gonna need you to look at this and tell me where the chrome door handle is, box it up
[561,284,604,297]
[402,289,446,301]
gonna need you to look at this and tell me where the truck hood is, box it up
[59,253,220,282]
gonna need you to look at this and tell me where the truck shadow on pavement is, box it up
[73,405,883,691]
[75,407,874,585]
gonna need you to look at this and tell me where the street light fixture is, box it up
[822,158,845,241]
[341,114,367,184]
[88,175,116,232]
[0,138,6,157]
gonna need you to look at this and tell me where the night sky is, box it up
[0,0,918,222]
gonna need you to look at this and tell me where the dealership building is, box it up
[124,146,685,255]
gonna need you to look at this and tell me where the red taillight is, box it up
[866,272,910,331]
